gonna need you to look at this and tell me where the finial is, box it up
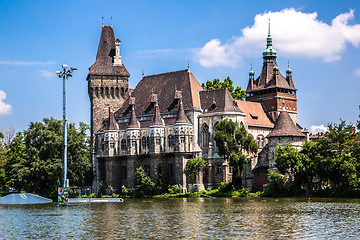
[111,16,113,27]
[102,16,104,27]
[187,60,190,70]
[142,69,144,77]
[268,18,271,36]
[288,60,290,68]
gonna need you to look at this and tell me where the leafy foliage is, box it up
[134,166,155,197]
[214,119,257,186]
[2,118,92,197]
[184,157,207,177]
[202,76,247,100]
[268,119,360,197]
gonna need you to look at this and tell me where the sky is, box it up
[0,0,360,134]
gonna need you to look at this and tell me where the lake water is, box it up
[1,197,360,239]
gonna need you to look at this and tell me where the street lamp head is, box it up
[71,67,77,71]
[62,64,68,68]
[56,71,61,75]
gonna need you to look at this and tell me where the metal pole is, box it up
[63,73,68,188]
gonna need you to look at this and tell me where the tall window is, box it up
[142,136,147,150]
[201,124,210,149]
[121,139,126,151]
[168,135,174,148]
[257,136,265,148]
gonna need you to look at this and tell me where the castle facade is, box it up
[88,24,307,193]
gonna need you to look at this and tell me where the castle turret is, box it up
[246,20,298,123]
[103,106,119,157]
[149,98,165,154]
[126,98,140,155]
[173,96,193,152]
[88,26,130,154]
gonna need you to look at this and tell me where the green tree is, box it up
[214,119,257,186]
[184,157,207,177]
[4,118,92,197]
[202,76,246,100]
[134,166,155,197]
[273,119,360,196]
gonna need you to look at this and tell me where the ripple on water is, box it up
[0,198,360,239]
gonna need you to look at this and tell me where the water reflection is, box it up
[0,198,360,239]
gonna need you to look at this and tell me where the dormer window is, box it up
[250,114,258,120]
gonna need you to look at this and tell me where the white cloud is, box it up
[195,8,360,67]
[310,124,328,134]
[0,60,55,65]
[0,90,12,116]
[353,68,360,77]
[39,70,55,78]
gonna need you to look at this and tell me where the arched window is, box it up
[121,87,125,98]
[257,135,265,148]
[201,124,210,149]
[121,139,126,151]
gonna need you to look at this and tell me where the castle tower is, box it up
[87,26,130,152]
[246,20,297,123]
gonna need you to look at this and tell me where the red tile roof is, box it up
[236,100,274,128]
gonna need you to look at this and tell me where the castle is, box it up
[88,23,308,193]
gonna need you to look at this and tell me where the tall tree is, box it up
[202,77,247,100]
[214,119,257,186]
[4,118,92,197]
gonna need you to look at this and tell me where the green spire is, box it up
[263,18,277,59]
[249,63,255,76]
[286,60,292,73]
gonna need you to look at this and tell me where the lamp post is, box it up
[56,64,77,189]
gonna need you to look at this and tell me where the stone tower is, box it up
[87,26,130,152]
[246,20,297,124]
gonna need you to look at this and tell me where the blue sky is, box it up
[0,0,359,133]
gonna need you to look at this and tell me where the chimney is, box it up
[113,38,122,66]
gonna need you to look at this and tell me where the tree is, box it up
[202,76,246,100]
[134,166,155,197]
[184,157,207,177]
[4,118,92,197]
[0,126,15,149]
[214,119,257,186]
[273,119,360,196]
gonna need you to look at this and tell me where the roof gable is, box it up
[199,88,242,113]
[267,110,305,138]
[236,100,273,127]
[115,69,203,117]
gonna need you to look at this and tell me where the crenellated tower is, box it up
[246,20,297,124]
[87,26,130,152]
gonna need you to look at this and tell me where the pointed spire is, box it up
[106,106,119,130]
[263,18,277,60]
[151,99,164,126]
[127,103,139,128]
[286,60,292,76]
[249,63,255,76]
[175,95,190,124]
